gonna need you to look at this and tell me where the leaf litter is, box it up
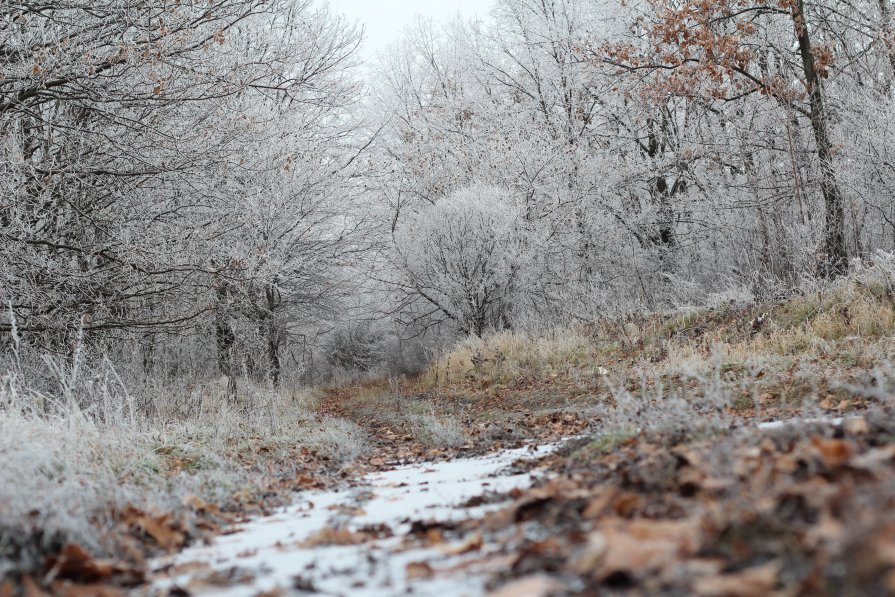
[7,410,895,596]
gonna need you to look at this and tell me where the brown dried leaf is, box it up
[46,545,115,583]
[693,561,781,597]
[303,527,369,547]
[425,527,445,545]
[843,417,869,435]
[121,507,186,551]
[613,492,643,518]
[21,577,51,597]
[441,531,483,556]
[812,437,854,468]
[582,487,619,519]
[572,518,701,580]
[49,582,124,597]
[487,575,566,597]
[405,561,435,580]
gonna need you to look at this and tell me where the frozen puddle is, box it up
[150,443,560,597]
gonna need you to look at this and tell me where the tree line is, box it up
[2,0,894,386]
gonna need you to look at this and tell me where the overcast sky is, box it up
[327,0,494,61]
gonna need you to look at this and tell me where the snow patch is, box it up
[150,442,560,596]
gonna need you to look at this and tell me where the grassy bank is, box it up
[0,378,366,586]
[328,268,895,445]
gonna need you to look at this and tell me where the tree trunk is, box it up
[264,283,281,386]
[214,282,237,398]
[214,283,235,378]
[793,0,848,277]
[879,0,895,78]
[644,114,682,258]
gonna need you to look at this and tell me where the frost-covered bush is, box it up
[393,185,527,337]
[324,323,382,372]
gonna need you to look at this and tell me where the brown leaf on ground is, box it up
[612,492,643,518]
[44,544,143,586]
[424,527,445,545]
[441,531,483,556]
[487,575,566,597]
[295,473,323,489]
[692,561,781,597]
[843,417,869,435]
[21,577,51,597]
[572,518,702,580]
[812,436,855,468]
[49,581,124,597]
[850,444,895,472]
[120,507,186,551]
[302,527,369,547]
[405,561,435,580]
[512,537,569,576]
[869,521,895,569]
[582,487,619,519]
[156,560,212,578]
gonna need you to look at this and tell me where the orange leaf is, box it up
[405,561,435,580]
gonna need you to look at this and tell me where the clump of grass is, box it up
[576,430,637,457]
[408,412,468,448]
[305,417,368,463]
[422,330,600,387]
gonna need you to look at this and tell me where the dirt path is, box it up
[147,442,562,596]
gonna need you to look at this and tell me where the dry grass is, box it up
[414,270,895,431]
[0,363,367,578]
[422,330,601,387]
[407,412,468,448]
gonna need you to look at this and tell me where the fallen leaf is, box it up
[487,575,566,597]
[843,417,869,435]
[440,531,483,556]
[49,581,124,597]
[405,561,435,580]
[582,487,619,519]
[851,445,895,472]
[613,492,642,517]
[303,527,368,547]
[693,561,781,597]
[812,437,854,468]
[120,507,186,551]
[295,474,322,489]
[21,577,51,597]
[425,527,445,545]
[292,575,317,592]
[189,566,254,588]
[572,518,701,580]
[44,544,142,586]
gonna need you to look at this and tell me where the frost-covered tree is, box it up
[1,0,370,384]
[391,185,525,337]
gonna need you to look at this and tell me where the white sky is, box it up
[327,0,494,61]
